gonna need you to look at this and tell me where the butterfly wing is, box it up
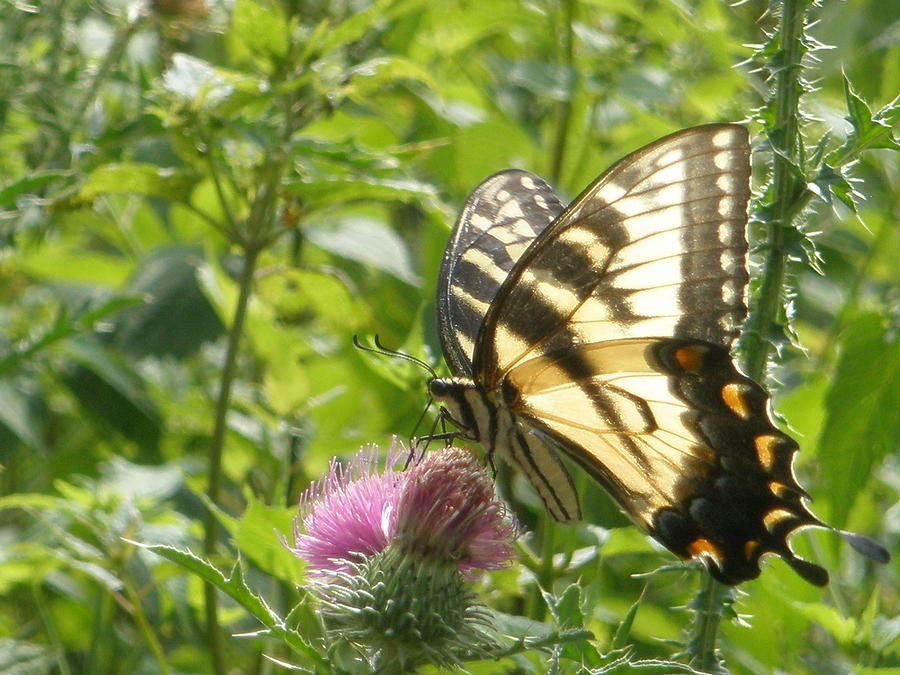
[436,170,563,377]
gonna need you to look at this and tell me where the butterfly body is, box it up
[430,124,886,585]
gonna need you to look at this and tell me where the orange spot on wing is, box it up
[686,537,722,560]
[763,508,795,533]
[768,481,790,498]
[721,382,751,419]
[755,434,779,471]
[744,539,760,560]
[674,346,705,372]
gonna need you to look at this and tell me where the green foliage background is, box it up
[0,0,896,673]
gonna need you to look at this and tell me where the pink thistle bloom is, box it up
[287,440,517,578]
[285,440,516,670]
[287,444,406,578]
[394,446,518,577]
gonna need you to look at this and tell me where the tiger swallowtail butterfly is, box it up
[428,124,888,586]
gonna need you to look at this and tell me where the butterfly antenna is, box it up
[353,334,445,455]
[352,334,437,379]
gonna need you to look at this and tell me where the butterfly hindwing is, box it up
[501,336,827,585]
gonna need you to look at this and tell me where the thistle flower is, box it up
[286,440,517,672]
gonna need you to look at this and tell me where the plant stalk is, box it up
[203,243,261,675]
[549,0,576,186]
[690,0,809,671]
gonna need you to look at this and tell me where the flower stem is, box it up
[689,0,810,670]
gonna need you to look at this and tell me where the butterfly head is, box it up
[428,377,489,443]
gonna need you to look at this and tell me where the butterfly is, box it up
[427,124,888,585]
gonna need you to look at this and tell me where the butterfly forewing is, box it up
[475,125,751,383]
[437,170,563,377]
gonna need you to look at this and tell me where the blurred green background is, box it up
[0,0,896,673]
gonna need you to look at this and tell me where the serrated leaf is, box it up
[611,586,646,650]
[827,77,899,166]
[594,657,702,674]
[553,584,584,629]
[818,312,900,527]
[135,543,277,623]
[132,543,318,660]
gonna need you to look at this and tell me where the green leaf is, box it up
[0,380,45,452]
[230,495,304,582]
[228,0,289,66]
[0,639,56,674]
[78,163,199,204]
[99,457,183,502]
[818,312,900,526]
[59,336,162,451]
[339,56,439,102]
[288,174,442,214]
[0,296,143,376]
[0,171,68,207]
[161,54,261,109]
[305,217,422,286]
[112,247,223,358]
[132,543,318,660]
[794,603,857,645]
[316,0,429,55]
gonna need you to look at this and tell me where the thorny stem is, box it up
[740,0,809,383]
[690,1,810,672]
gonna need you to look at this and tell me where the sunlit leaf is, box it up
[818,312,899,526]
[305,217,421,286]
[228,0,289,66]
[78,163,199,204]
